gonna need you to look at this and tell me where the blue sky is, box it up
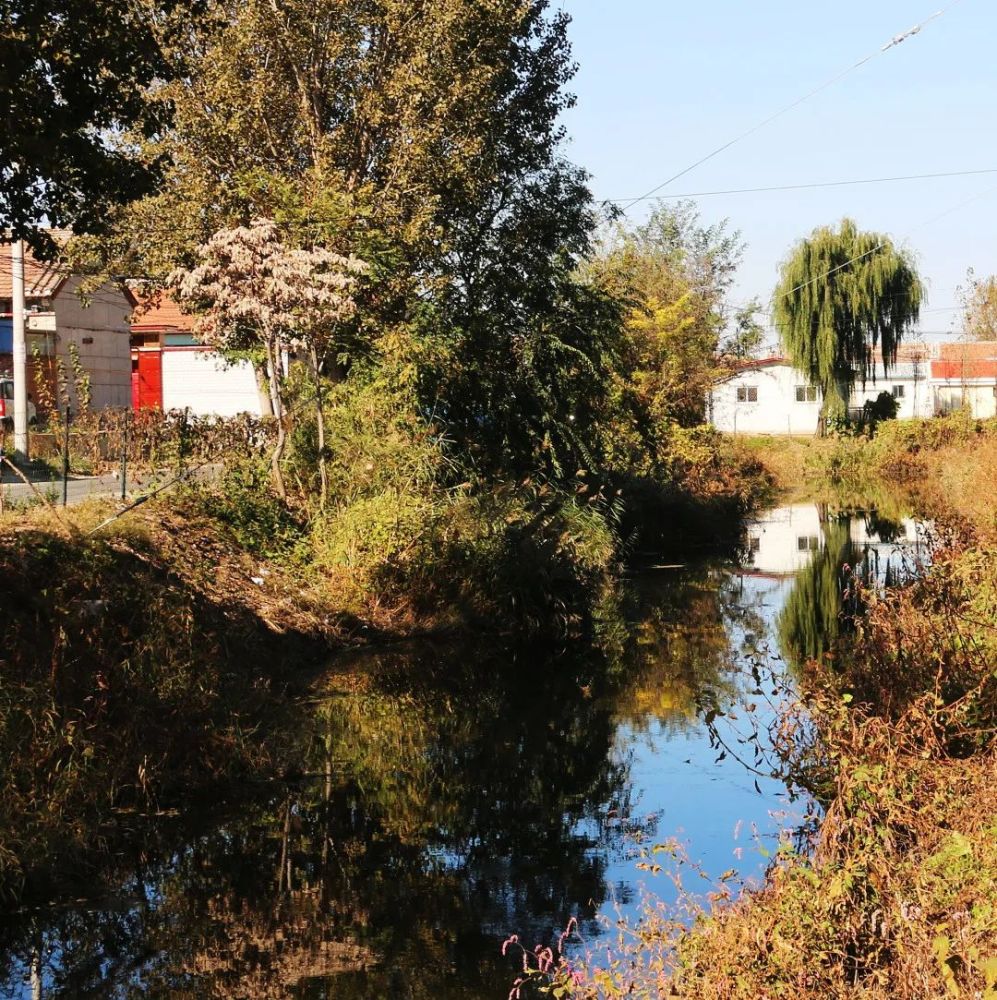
[559,0,996,346]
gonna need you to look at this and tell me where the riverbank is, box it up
[531,418,997,999]
[743,414,997,537]
[0,435,769,900]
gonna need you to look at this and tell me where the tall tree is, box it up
[86,0,615,481]
[773,218,924,431]
[958,269,997,341]
[585,202,749,432]
[0,0,194,249]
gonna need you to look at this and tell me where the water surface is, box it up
[0,502,927,998]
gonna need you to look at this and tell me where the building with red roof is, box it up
[126,288,263,417]
[709,341,997,435]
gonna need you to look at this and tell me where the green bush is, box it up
[201,458,303,559]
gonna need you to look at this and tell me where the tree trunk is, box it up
[255,364,274,418]
[310,345,328,509]
[265,339,287,499]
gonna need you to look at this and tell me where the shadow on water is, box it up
[0,499,930,999]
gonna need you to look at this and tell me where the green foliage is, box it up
[774,218,924,424]
[201,457,303,558]
[0,0,196,246]
[777,518,855,671]
[586,202,748,429]
[863,389,899,426]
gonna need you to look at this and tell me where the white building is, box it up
[1,233,132,411]
[129,291,265,417]
[848,363,934,421]
[709,342,995,435]
[707,358,822,436]
[930,342,997,419]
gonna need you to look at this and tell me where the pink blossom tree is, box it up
[171,218,367,500]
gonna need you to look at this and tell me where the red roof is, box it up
[932,359,997,380]
[129,289,196,332]
[931,340,997,380]
[0,231,73,299]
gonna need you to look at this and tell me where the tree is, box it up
[0,0,195,249]
[773,218,924,432]
[170,218,367,499]
[76,0,618,482]
[719,299,765,361]
[585,202,749,434]
[958,269,997,341]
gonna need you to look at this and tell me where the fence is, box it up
[28,408,275,477]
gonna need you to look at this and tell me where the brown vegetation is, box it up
[519,419,997,999]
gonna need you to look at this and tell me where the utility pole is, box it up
[10,239,29,460]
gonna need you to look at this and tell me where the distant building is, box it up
[0,232,132,412]
[708,341,997,434]
[707,357,822,436]
[128,290,265,417]
[930,341,997,419]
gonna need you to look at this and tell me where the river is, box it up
[0,501,929,999]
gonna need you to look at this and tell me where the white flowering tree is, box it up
[171,218,367,500]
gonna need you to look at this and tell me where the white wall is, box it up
[52,277,132,409]
[849,376,934,419]
[933,382,997,419]
[162,348,263,417]
[744,504,825,576]
[710,364,821,435]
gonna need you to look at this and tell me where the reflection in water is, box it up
[0,503,926,999]
[743,504,926,673]
[778,517,856,669]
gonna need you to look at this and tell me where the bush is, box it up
[200,458,303,559]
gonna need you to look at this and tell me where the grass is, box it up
[514,417,997,999]
[0,496,345,897]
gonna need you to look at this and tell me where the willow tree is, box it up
[773,218,924,432]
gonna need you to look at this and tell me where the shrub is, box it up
[200,457,303,559]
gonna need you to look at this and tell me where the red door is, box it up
[134,350,163,410]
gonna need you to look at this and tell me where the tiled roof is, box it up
[734,355,789,370]
[129,289,196,332]
[937,340,997,362]
[932,359,997,380]
[0,230,73,299]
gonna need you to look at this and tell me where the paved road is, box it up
[0,464,222,508]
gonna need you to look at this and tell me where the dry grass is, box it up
[515,421,997,1000]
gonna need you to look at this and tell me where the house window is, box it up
[747,535,761,554]
[892,384,905,399]
[736,386,758,403]
[795,385,818,403]
[797,535,819,552]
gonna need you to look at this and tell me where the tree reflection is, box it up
[0,644,639,999]
[612,570,745,733]
[777,517,857,673]
[0,564,780,1000]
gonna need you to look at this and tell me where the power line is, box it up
[608,167,997,204]
[615,1,966,213]
[782,181,997,299]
